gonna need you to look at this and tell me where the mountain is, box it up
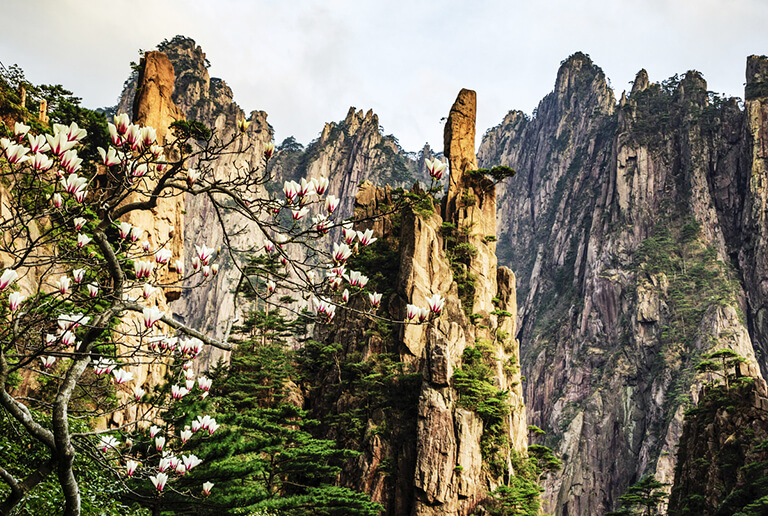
[479,52,768,513]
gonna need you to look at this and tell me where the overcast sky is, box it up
[2,0,766,152]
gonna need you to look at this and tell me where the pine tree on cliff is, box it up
[134,309,381,515]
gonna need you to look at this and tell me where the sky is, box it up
[1,0,767,152]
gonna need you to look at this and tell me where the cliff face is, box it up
[478,53,766,514]
[302,90,527,516]
[669,379,768,515]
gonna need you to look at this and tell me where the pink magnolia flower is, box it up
[61,330,76,347]
[195,244,214,265]
[0,269,18,290]
[180,428,193,444]
[291,207,309,220]
[4,143,30,165]
[112,369,134,385]
[114,113,131,135]
[425,157,447,180]
[418,307,430,323]
[342,288,350,303]
[87,283,99,298]
[118,222,132,239]
[142,283,156,299]
[202,481,214,496]
[357,229,377,246]
[155,249,173,264]
[150,472,168,492]
[427,294,445,315]
[133,386,146,401]
[134,260,154,279]
[56,276,71,295]
[171,385,189,399]
[98,435,119,453]
[198,376,212,392]
[283,180,299,204]
[73,217,86,231]
[143,306,164,328]
[40,356,56,368]
[14,122,30,139]
[266,280,276,294]
[325,195,340,214]
[45,132,76,157]
[72,269,86,283]
[30,152,53,171]
[129,226,143,243]
[141,126,157,148]
[60,173,87,195]
[51,193,63,209]
[125,124,141,149]
[187,168,200,185]
[76,234,91,249]
[108,123,122,146]
[60,149,82,175]
[155,436,166,452]
[264,141,275,160]
[149,425,161,438]
[27,134,50,153]
[73,187,87,203]
[313,177,329,195]
[98,146,122,167]
[368,292,382,309]
[333,243,353,264]
[8,292,24,312]
[126,460,138,477]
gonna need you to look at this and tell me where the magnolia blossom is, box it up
[142,241,151,252]
[342,288,350,303]
[118,222,133,239]
[142,283,156,299]
[314,298,337,322]
[125,124,141,149]
[134,260,154,279]
[346,271,369,289]
[131,163,148,178]
[202,481,214,496]
[406,304,419,321]
[27,133,49,153]
[180,428,193,444]
[264,141,275,160]
[56,276,71,295]
[60,149,82,175]
[14,122,30,138]
[425,157,447,180]
[87,283,99,297]
[40,356,56,368]
[74,187,87,203]
[46,131,77,157]
[417,307,430,323]
[61,330,76,346]
[51,193,63,209]
[237,118,250,132]
[141,126,157,147]
[114,113,131,134]
[155,436,166,452]
[368,292,382,309]
[158,456,172,472]
[8,292,23,311]
[175,462,187,475]
[58,313,90,331]
[4,143,30,164]
[143,306,164,328]
[72,268,86,283]
[211,264,219,275]
[134,386,146,401]
[0,269,17,290]
[195,244,214,265]
[73,217,86,231]
[98,435,120,453]
[30,152,53,171]
[183,454,202,470]
[46,333,57,345]
[185,379,195,391]
[112,369,134,385]
[61,173,87,195]
[357,229,377,246]
[342,224,356,245]
[283,180,300,204]
[126,460,138,477]
[313,176,330,195]
[171,385,189,399]
[187,168,199,185]
[173,259,184,275]
[333,243,353,264]
[97,146,122,166]
[129,226,143,243]
[291,207,309,220]
[93,358,116,375]
[151,472,168,492]
[198,376,212,392]
[155,248,173,264]
[427,294,445,315]
[325,195,340,214]
[149,425,161,438]
[58,121,87,143]
[76,233,91,249]
[266,279,276,294]
[202,265,210,277]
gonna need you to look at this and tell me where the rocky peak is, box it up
[630,69,650,96]
[746,54,768,86]
[132,51,184,143]
[676,70,708,106]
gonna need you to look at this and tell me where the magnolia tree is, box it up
[0,115,448,515]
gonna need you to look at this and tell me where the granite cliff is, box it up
[479,53,768,514]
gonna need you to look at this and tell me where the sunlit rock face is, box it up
[479,52,767,514]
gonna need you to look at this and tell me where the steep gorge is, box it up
[479,53,768,514]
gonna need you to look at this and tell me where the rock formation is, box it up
[303,89,527,516]
[479,52,766,514]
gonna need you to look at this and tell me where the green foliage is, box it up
[484,451,547,516]
[0,408,146,516]
[453,345,510,475]
[467,165,517,184]
[169,119,212,141]
[440,222,477,317]
[142,311,380,516]
[607,475,668,516]
[745,80,768,101]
